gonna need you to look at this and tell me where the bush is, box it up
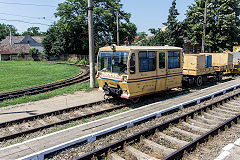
[17,51,25,58]
[29,48,39,57]
[78,59,89,65]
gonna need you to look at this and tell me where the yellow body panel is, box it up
[226,63,240,74]
[233,46,240,52]
[183,67,215,76]
[97,46,183,99]
[183,54,215,76]
[200,53,233,71]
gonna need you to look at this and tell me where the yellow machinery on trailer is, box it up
[182,54,216,86]
[201,53,233,72]
[200,52,233,79]
[97,45,183,99]
[226,52,240,74]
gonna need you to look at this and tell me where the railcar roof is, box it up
[99,45,182,51]
[123,46,182,50]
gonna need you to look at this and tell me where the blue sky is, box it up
[0,0,195,34]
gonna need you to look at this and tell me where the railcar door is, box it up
[166,50,182,89]
[156,51,167,91]
[137,51,157,94]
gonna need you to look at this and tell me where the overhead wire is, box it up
[0,1,57,7]
[0,12,54,21]
[0,18,51,26]
[0,1,58,30]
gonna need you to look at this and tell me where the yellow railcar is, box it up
[97,45,183,99]
[226,52,240,74]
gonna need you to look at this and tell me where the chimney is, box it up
[9,28,13,46]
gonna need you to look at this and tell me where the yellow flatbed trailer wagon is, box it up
[183,54,217,86]
[201,52,233,72]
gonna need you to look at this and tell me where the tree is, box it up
[0,23,19,40]
[163,0,184,47]
[214,0,240,51]
[136,0,183,47]
[43,0,137,57]
[148,28,167,46]
[135,30,167,46]
[185,0,240,52]
[42,25,68,56]
[22,27,44,36]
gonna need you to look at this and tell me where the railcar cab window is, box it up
[159,52,165,69]
[98,51,129,74]
[139,51,156,72]
[130,53,135,74]
[168,51,180,69]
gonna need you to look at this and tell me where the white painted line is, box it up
[234,138,240,147]
[222,143,235,152]
[214,151,230,160]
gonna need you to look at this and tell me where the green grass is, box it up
[0,82,97,108]
[0,61,81,93]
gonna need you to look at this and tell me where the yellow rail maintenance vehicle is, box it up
[96,45,183,99]
[226,52,240,74]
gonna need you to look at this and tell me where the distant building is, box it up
[183,39,201,54]
[0,35,44,61]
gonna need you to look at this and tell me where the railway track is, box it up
[0,99,130,145]
[0,63,89,102]
[0,87,191,146]
[73,90,240,160]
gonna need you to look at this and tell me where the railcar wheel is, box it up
[218,73,223,81]
[131,97,140,103]
[196,76,203,87]
[213,74,218,82]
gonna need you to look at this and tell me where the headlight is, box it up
[97,72,101,78]
[122,76,128,82]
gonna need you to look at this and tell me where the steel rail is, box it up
[0,101,127,142]
[0,63,89,101]
[75,91,240,160]
[0,99,108,128]
[163,113,240,160]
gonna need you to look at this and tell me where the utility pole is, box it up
[116,9,119,46]
[88,0,95,88]
[201,0,208,53]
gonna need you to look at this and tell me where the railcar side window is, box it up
[130,53,135,74]
[168,51,180,69]
[139,51,156,72]
[159,52,165,69]
[98,51,112,72]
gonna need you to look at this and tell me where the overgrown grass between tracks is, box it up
[0,81,98,108]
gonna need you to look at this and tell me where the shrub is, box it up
[18,51,25,58]
[29,48,39,57]
[78,59,89,65]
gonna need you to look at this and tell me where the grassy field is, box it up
[0,61,81,93]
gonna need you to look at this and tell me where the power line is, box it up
[0,12,54,21]
[0,18,51,26]
[0,1,57,7]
